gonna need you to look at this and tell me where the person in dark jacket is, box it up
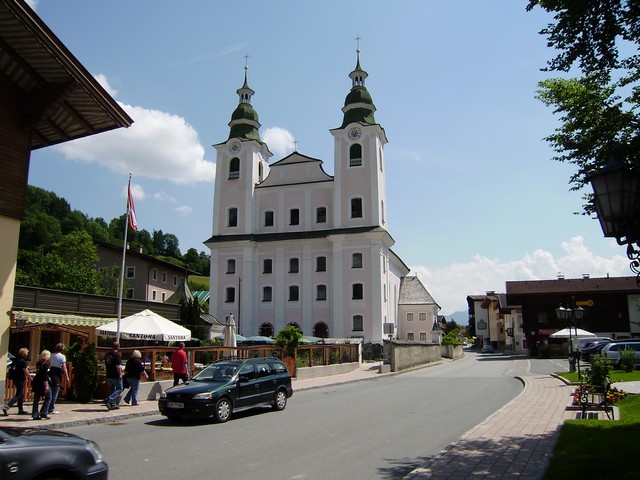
[31,350,52,420]
[123,350,148,406]
[104,342,123,410]
[2,348,31,416]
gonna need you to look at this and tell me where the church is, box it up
[205,51,439,343]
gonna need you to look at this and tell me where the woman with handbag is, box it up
[32,350,52,420]
[123,350,148,406]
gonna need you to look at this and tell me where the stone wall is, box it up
[384,341,442,372]
[295,362,359,380]
[440,344,464,359]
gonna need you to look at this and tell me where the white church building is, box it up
[205,52,439,343]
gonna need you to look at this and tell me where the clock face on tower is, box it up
[347,127,362,141]
[229,140,241,154]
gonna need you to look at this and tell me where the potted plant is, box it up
[72,342,98,403]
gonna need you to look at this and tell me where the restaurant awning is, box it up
[13,311,116,327]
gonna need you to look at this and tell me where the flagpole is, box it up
[116,173,134,343]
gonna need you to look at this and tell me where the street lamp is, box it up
[555,303,586,377]
[588,150,640,286]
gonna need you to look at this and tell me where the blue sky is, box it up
[26,0,632,315]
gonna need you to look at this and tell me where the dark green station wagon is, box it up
[158,357,293,422]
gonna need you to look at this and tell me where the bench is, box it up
[577,379,614,420]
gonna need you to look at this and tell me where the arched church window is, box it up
[313,322,329,338]
[349,144,362,167]
[229,157,240,179]
[350,198,363,219]
[259,323,274,337]
[227,207,238,227]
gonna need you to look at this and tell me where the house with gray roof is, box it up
[397,276,441,342]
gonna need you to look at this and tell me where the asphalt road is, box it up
[63,352,523,480]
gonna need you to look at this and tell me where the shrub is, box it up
[275,325,303,357]
[585,353,611,388]
[72,342,98,403]
[619,349,636,373]
[442,328,462,346]
[295,349,310,368]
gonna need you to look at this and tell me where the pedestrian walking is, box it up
[2,347,31,416]
[104,342,122,410]
[170,342,188,386]
[123,350,148,406]
[48,343,68,415]
[31,350,52,420]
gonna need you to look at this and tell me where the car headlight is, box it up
[86,441,104,464]
[161,392,167,398]
[192,392,212,400]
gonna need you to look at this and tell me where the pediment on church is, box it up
[258,152,333,187]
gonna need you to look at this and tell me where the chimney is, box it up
[557,273,565,280]
[582,273,590,279]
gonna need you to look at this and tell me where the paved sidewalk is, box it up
[404,359,576,480]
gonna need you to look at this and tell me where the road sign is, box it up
[576,300,594,307]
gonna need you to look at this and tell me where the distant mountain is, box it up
[441,310,468,326]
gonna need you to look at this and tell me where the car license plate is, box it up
[168,402,184,409]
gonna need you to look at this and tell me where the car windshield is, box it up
[191,363,238,382]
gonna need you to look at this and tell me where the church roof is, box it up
[227,66,261,141]
[399,276,439,307]
[340,49,377,128]
[257,152,333,188]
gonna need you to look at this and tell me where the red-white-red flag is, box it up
[128,184,138,231]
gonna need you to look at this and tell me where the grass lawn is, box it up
[554,369,640,383]
[543,394,640,480]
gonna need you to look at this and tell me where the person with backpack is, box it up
[2,347,30,416]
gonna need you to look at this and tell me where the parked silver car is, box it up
[600,340,640,368]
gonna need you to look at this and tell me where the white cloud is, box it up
[94,73,117,97]
[175,205,193,216]
[413,236,630,316]
[263,127,295,157]
[153,191,177,204]
[57,102,215,185]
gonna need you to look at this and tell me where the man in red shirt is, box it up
[170,342,188,386]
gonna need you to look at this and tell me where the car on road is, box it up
[600,340,640,369]
[480,344,495,353]
[575,337,612,353]
[580,340,611,362]
[159,357,293,423]
[0,426,108,480]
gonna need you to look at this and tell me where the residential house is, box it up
[397,276,440,342]
[96,243,194,303]
[506,275,640,356]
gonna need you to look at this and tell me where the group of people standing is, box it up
[103,342,149,409]
[4,341,189,417]
[2,343,68,420]
[102,341,189,408]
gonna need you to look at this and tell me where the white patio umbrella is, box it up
[223,314,237,358]
[549,327,596,338]
[96,309,191,342]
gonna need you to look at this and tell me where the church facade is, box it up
[205,52,439,342]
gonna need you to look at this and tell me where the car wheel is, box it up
[272,389,287,411]
[214,397,232,423]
